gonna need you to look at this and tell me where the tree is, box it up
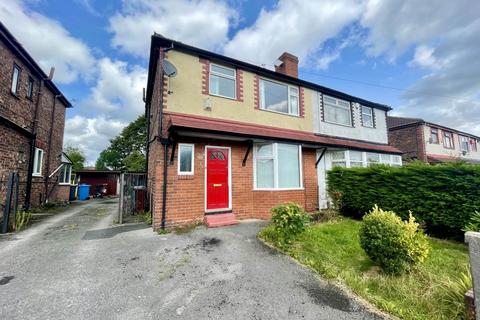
[65,146,85,172]
[95,115,147,171]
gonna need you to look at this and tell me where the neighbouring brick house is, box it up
[387,116,480,163]
[145,34,402,229]
[0,22,72,216]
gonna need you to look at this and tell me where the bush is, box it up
[464,211,480,232]
[359,205,430,274]
[327,162,480,238]
[271,203,310,242]
[15,210,32,231]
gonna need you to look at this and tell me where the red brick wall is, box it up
[388,124,426,162]
[151,136,318,229]
[0,35,69,212]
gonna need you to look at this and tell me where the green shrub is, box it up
[359,205,430,274]
[327,162,480,238]
[271,203,310,242]
[464,211,480,232]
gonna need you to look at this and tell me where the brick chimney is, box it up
[274,52,298,78]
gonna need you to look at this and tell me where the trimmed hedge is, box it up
[327,162,480,238]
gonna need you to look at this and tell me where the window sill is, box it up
[253,188,304,191]
[10,91,20,99]
[323,119,353,128]
[258,108,300,118]
[32,174,42,177]
[59,183,71,186]
[209,92,237,101]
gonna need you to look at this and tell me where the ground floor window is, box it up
[33,148,44,176]
[331,150,401,168]
[254,142,302,190]
[59,164,72,184]
[178,144,194,175]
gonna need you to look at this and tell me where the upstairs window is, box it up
[33,148,44,176]
[178,144,194,175]
[27,77,34,99]
[361,106,374,127]
[11,64,20,95]
[260,79,299,116]
[471,139,478,152]
[209,64,236,99]
[59,164,72,185]
[443,131,454,149]
[460,136,470,153]
[323,95,352,126]
[254,143,302,189]
[430,128,439,144]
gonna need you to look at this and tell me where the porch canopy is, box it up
[165,111,402,154]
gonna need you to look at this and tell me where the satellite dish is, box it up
[162,59,177,77]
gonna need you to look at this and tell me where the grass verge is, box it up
[259,218,470,320]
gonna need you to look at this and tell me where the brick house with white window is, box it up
[387,116,480,164]
[0,22,72,215]
[145,34,402,229]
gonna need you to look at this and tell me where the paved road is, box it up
[0,198,384,320]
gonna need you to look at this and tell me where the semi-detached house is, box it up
[145,34,402,229]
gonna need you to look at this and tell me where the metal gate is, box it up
[118,172,147,224]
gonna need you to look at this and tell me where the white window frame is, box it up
[460,136,470,153]
[361,106,374,128]
[27,76,34,99]
[209,63,236,100]
[11,64,20,95]
[178,143,194,175]
[323,95,352,127]
[259,78,300,116]
[59,164,72,185]
[33,148,44,177]
[443,131,454,149]
[330,150,402,168]
[253,143,303,190]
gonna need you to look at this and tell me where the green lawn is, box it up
[259,218,470,320]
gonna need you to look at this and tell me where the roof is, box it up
[388,116,480,139]
[61,152,73,164]
[145,34,391,112]
[0,22,72,108]
[166,112,402,154]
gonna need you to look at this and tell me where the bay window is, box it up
[254,143,302,189]
[323,95,352,126]
[366,152,380,166]
[361,106,374,127]
[331,151,347,168]
[330,150,401,168]
[349,151,363,167]
[209,64,236,99]
[260,79,299,116]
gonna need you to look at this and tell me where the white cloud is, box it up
[64,115,126,165]
[360,0,480,136]
[223,0,363,67]
[109,0,235,58]
[80,58,147,120]
[0,0,96,84]
[66,58,148,163]
[409,45,436,68]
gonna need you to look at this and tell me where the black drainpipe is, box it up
[44,94,60,203]
[25,78,44,210]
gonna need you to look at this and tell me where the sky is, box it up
[1,0,479,164]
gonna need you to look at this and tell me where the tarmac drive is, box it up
[0,198,385,319]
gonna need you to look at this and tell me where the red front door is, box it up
[206,147,229,211]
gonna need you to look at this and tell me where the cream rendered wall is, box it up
[165,50,313,132]
[423,125,480,161]
[311,92,389,144]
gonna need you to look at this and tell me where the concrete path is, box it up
[0,198,384,320]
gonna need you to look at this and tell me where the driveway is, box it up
[0,198,384,320]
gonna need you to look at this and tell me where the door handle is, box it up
[213,184,222,187]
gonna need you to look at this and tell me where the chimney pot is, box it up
[274,52,298,78]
